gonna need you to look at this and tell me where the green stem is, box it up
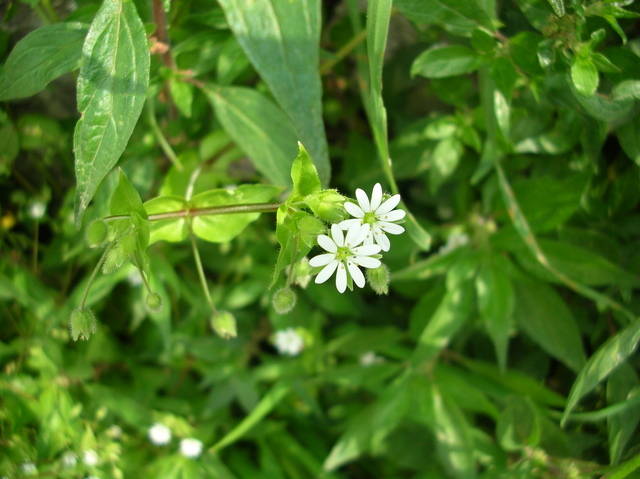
[103,202,282,223]
[319,29,368,76]
[188,222,218,314]
[80,241,116,309]
[146,99,182,170]
[132,252,153,294]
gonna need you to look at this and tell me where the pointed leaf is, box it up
[412,46,486,79]
[73,0,150,226]
[395,0,495,37]
[217,0,330,185]
[571,55,599,97]
[0,22,88,100]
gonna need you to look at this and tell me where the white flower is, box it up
[61,451,78,468]
[83,450,98,467]
[339,183,406,252]
[28,201,46,220]
[273,328,305,356]
[180,438,203,459]
[106,425,122,439]
[439,233,469,256]
[309,223,381,293]
[359,351,383,367]
[148,423,172,446]
[21,462,37,475]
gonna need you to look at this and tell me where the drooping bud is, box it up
[272,286,297,314]
[146,292,163,313]
[366,264,390,295]
[305,190,348,223]
[211,311,237,339]
[69,307,97,341]
[85,219,109,248]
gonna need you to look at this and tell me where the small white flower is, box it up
[83,449,98,467]
[273,328,305,356]
[439,233,469,256]
[339,183,406,252]
[180,438,203,459]
[359,351,383,367]
[61,451,78,468]
[106,425,122,439]
[21,462,37,475]
[148,423,172,446]
[309,223,381,293]
[28,201,46,220]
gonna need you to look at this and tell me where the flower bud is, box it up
[296,215,325,236]
[69,307,97,341]
[305,190,347,223]
[146,292,163,313]
[272,286,297,314]
[366,264,390,295]
[211,311,237,339]
[85,219,109,248]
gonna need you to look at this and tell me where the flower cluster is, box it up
[147,423,204,459]
[310,184,405,293]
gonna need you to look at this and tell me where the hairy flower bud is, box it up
[366,264,390,295]
[69,307,97,341]
[211,311,237,339]
[146,292,163,313]
[85,219,109,248]
[272,286,297,314]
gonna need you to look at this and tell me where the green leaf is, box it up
[205,85,297,188]
[496,396,541,451]
[546,0,564,16]
[290,142,322,200]
[395,0,495,37]
[563,318,640,425]
[216,0,330,185]
[73,0,150,227]
[144,196,189,244]
[430,136,463,193]
[571,55,599,97]
[190,184,281,243]
[110,169,148,218]
[169,79,193,118]
[513,279,586,373]
[412,46,486,79]
[612,80,640,102]
[489,56,518,99]
[607,364,640,464]
[509,32,544,76]
[617,115,640,166]
[0,22,88,100]
[476,257,514,372]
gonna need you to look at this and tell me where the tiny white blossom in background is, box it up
[180,438,203,459]
[83,450,98,467]
[309,223,381,293]
[148,423,172,446]
[61,451,78,468]
[28,201,46,220]
[107,425,122,439]
[21,462,37,475]
[273,328,304,356]
[339,183,406,252]
[359,351,384,367]
[439,233,469,256]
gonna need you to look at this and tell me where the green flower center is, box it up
[336,246,352,262]
[363,211,377,225]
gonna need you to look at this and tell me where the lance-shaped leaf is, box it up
[395,0,495,37]
[73,0,150,227]
[0,22,88,100]
[216,0,330,186]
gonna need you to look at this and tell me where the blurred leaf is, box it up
[190,184,281,243]
[546,0,564,16]
[497,395,541,451]
[169,79,193,118]
[217,0,330,185]
[617,114,640,166]
[607,364,640,464]
[0,22,88,100]
[513,279,586,373]
[564,318,640,425]
[510,32,544,76]
[144,196,189,244]
[412,46,486,79]
[205,85,297,188]
[571,55,599,97]
[430,136,464,192]
[395,0,495,37]
[603,454,640,479]
[612,80,640,102]
[476,257,514,372]
[489,56,518,99]
[74,0,150,227]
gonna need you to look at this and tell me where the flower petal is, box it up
[379,222,405,235]
[316,234,337,253]
[344,202,365,218]
[355,188,371,212]
[345,222,368,247]
[352,255,381,268]
[309,253,336,267]
[375,232,391,251]
[338,218,361,230]
[315,260,338,284]
[330,223,345,246]
[376,194,401,215]
[335,263,347,293]
[347,261,365,288]
[378,209,406,222]
[370,183,383,211]
[352,244,381,256]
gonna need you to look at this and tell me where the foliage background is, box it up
[2,0,640,477]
